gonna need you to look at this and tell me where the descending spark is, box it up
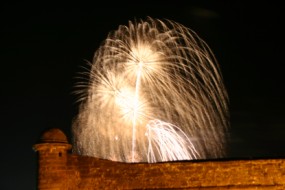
[146,119,199,163]
[72,17,229,163]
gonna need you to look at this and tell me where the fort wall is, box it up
[33,128,285,190]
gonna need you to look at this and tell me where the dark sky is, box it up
[1,1,284,189]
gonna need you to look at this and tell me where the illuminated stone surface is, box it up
[34,128,285,189]
[40,128,68,143]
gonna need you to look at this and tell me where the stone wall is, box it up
[34,128,285,189]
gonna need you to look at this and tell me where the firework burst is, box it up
[72,17,229,163]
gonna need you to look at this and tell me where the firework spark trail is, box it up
[131,61,143,162]
[72,17,229,163]
[146,119,199,163]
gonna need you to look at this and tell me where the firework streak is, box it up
[72,17,229,163]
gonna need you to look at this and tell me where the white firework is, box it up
[72,17,229,163]
[146,119,199,163]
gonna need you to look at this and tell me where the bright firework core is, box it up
[72,17,229,163]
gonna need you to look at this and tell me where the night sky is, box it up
[1,1,284,189]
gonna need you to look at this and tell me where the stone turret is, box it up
[33,128,72,190]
